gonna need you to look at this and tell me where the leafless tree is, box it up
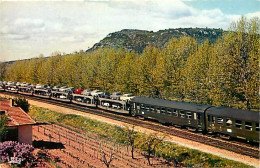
[125,125,137,159]
[100,148,114,168]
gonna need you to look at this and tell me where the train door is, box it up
[197,113,201,126]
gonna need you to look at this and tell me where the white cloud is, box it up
[3,34,30,40]
[245,11,260,18]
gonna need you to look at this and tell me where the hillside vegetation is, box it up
[88,28,223,53]
[1,17,259,110]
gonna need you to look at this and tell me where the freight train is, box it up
[0,81,259,143]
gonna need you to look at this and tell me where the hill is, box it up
[87,28,224,53]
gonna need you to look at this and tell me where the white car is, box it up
[91,90,103,97]
[82,89,92,96]
[59,95,67,99]
[7,81,13,86]
[16,82,21,86]
[103,102,110,107]
[120,93,134,101]
[112,104,121,109]
[76,98,82,102]
[36,84,45,89]
[59,86,68,92]
[21,82,29,87]
[91,90,100,96]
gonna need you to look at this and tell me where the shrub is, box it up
[14,97,29,113]
[0,115,8,142]
[0,141,34,166]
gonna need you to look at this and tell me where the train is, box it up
[0,81,259,143]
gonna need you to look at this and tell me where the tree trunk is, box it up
[131,145,134,159]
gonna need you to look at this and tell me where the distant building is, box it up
[0,99,36,144]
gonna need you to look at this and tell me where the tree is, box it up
[99,147,114,168]
[162,37,197,99]
[212,16,259,109]
[183,40,213,104]
[125,125,137,159]
[140,133,165,165]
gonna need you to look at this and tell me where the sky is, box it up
[0,0,259,62]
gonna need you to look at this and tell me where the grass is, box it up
[28,105,252,167]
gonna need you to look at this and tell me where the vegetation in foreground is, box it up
[29,105,251,167]
[0,141,34,166]
[0,17,259,111]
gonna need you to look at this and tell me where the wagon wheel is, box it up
[130,109,137,117]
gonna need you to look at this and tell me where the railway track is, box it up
[1,90,259,159]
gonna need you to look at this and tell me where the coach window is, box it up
[245,122,252,131]
[136,103,140,110]
[173,109,178,117]
[180,111,185,118]
[194,113,197,120]
[186,112,192,119]
[197,113,201,120]
[226,118,232,127]
[156,107,161,114]
[212,116,216,123]
[140,104,145,110]
[151,106,155,112]
[235,120,242,129]
[167,109,172,116]
[145,105,150,111]
[161,108,166,115]
[256,123,259,132]
[217,117,223,125]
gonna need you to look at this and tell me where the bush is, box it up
[0,115,8,142]
[14,97,29,112]
[0,141,34,166]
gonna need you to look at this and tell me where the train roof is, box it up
[207,106,259,122]
[130,96,211,113]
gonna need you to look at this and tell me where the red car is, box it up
[74,88,84,94]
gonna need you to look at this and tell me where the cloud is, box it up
[14,18,45,28]
[3,34,30,40]
[245,11,260,18]
[1,18,46,35]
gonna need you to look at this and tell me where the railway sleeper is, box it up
[217,133,231,140]
[186,127,197,132]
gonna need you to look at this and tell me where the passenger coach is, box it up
[206,106,259,142]
[130,97,211,131]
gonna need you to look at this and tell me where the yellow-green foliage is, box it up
[29,105,251,167]
[2,17,259,110]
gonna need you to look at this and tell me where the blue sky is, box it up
[0,0,259,62]
[184,0,259,15]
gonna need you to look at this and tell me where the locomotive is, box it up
[0,81,259,143]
